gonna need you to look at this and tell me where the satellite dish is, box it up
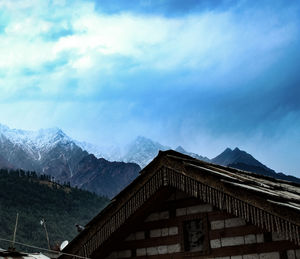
[60,240,69,251]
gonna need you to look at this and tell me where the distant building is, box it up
[60,150,300,259]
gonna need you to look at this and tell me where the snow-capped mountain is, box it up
[0,123,87,181]
[1,123,299,196]
[77,136,171,168]
[0,123,141,197]
[0,124,74,155]
[122,136,170,168]
[175,146,210,163]
[75,141,122,162]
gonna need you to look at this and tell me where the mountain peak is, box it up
[224,147,233,152]
[175,146,186,153]
[212,147,265,169]
[134,136,158,145]
[38,127,66,137]
[0,123,10,131]
[124,136,170,168]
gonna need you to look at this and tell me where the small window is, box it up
[183,219,205,252]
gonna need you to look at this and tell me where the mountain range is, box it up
[0,124,140,197]
[0,123,299,198]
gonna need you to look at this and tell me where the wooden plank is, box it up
[116,236,181,250]
[209,225,263,239]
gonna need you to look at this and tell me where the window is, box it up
[183,219,205,252]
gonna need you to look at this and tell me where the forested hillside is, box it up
[0,169,109,252]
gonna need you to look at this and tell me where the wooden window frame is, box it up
[179,213,211,257]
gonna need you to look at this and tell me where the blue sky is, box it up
[0,0,300,176]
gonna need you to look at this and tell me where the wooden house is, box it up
[60,150,300,259]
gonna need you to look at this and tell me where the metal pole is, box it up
[43,220,50,250]
[11,213,19,249]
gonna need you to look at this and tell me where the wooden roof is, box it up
[60,150,300,259]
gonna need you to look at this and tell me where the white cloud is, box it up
[0,0,298,97]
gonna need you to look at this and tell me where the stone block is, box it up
[287,250,296,259]
[160,211,169,219]
[169,226,178,235]
[295,249,300,259]
[150,228,161,238]
[135,231,145,240]
[176,207,187,216]
[245,234,256,244]
[225,218,246,228]
[210,239,221,248]
[214,257,230,259]
[145,212,159,222]
[200,204,213,212]
[256,234,264,243]
[272,232,287,241]
[136,248,146,257]
[161,227,169,236]
[243,254,259,259]
[167,244,181,253]
[187,204,212,214]
[211,220,225,230]
[157,245,168,254]
[221,236,244,247]
[187,205,202,214]
[117,250,131,258]
[146,247,158,256]
[259,252,280,259]
[231,256,243,259]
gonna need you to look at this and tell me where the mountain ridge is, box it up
[211,147,300,184]
[0,124,141,197]
[0,123,299,195]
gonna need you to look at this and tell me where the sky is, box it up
[0,0,300,176]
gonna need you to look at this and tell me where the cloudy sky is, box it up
[0,0,299,176]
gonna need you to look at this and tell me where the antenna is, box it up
[60,240,69,251]
[40,218,50,250]
[11,213,19,250]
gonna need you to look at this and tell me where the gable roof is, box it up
[60,150,300,258]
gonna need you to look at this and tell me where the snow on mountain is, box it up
[77,136,172,168]
[122,136,170,168]
[1,123,299,194]
[175,146,210,162]
[0,124,74,160]
[75,141,122,162]
[0,124,142,197]
[77,136,211,168]
[0,123,88,181]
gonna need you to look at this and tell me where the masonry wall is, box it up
[105,191,300,259]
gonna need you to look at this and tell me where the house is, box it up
[60,150,300,259]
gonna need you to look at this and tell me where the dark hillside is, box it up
[0,169,109,252]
